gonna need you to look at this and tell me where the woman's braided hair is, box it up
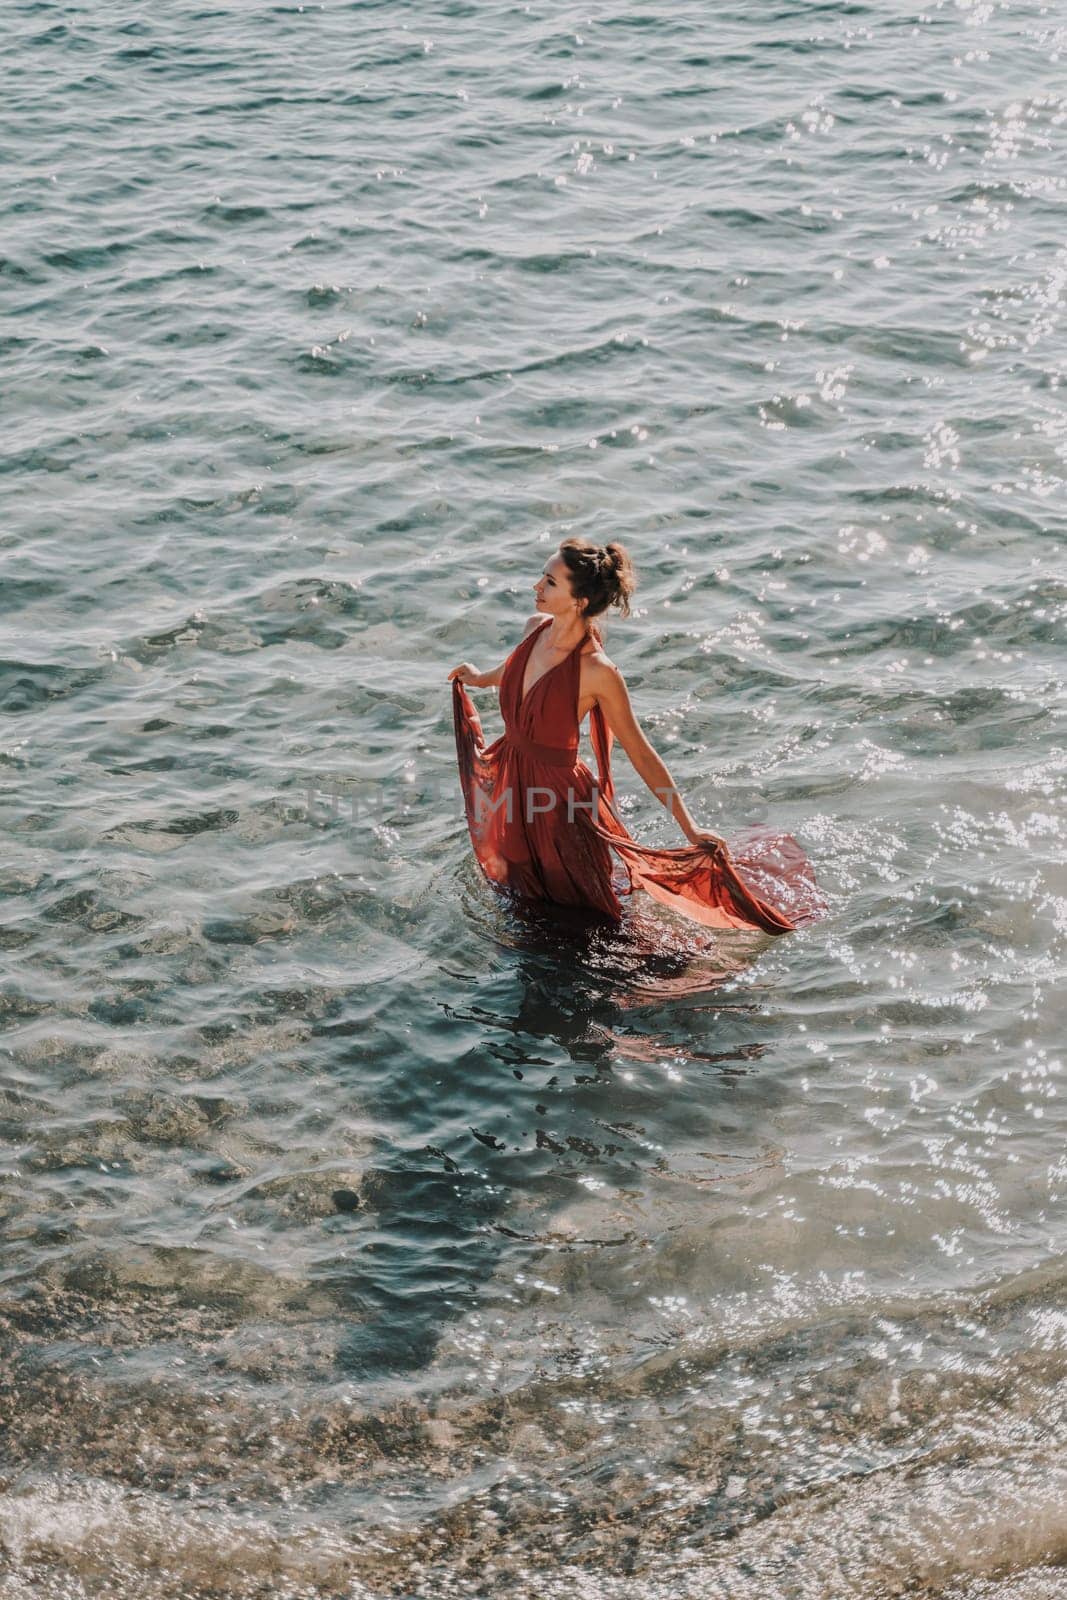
[558,537,636,620]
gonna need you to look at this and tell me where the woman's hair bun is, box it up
[558,537,637,620]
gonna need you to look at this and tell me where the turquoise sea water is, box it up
[2,0,1066,1595]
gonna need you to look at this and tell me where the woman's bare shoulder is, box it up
[521,613,544,638]
[580,637,621,681]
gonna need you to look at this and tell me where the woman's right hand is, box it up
[447,662,483,686]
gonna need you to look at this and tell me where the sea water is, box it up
[1,0,1065,1594]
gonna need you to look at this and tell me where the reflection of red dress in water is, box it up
[452,618,826,934]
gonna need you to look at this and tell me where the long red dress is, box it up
[452,618,826,934]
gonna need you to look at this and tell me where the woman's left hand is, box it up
[686,827,732,859]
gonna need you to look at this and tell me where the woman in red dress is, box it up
[448,538,825,935]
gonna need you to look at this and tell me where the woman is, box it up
[448,538,825,933]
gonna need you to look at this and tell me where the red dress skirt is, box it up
[452,619,826,935]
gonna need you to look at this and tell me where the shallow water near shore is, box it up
[2,0,1066,1594]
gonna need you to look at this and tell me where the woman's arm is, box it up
[447,614,543,689]
[594,662,728,851]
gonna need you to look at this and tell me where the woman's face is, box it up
[533,553,581,618]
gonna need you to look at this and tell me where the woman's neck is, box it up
[542,616,590,651]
